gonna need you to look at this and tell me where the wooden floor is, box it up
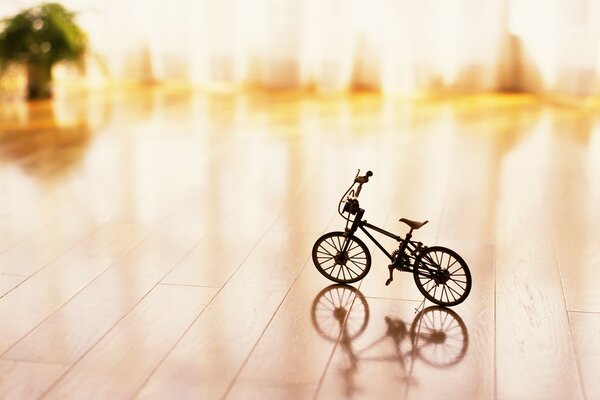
[1,86,600,399]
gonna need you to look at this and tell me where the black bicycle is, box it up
[312,170,472,306]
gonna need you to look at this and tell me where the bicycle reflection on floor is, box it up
[311,285,469,397]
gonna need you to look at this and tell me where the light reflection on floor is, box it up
[0,86,599,399]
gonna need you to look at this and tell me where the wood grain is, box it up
[495,121,582,400]
[569,311,600,399]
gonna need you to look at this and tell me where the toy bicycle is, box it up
[312,170,472,306]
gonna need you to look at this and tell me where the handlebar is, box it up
[354,170,373,197]
[338,169,374,220]
[354,170,373,185]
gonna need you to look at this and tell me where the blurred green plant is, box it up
[0,3,87,99]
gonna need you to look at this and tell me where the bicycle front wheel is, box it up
[413,246,472,306]
[312,231,371,283]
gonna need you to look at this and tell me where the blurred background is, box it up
[1,0,600,98]
[2,2,600,399]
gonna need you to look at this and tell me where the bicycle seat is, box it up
[399,218,428,230]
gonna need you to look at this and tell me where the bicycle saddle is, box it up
[399,218,428,230]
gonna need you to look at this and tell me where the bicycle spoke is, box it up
[446,284,462,300]
[422,255,440,270]
[349,261,366,268]
[440,285,448,302]
[322,260,337,271]
[349,259,365,272]
[448,264,463,275]
[347,249,366,258]
[349,259,367,266]
[447,259,459,271]
[449,285,457,302]
[324,240,338,253]
[317,246,334,255]
[450,280,466,289]
[345,263,359,277]
[334,265,341,280]
[322,264,336,273]
[336,236,344,252]
[426,279,436,293]
[319,253,336,262]
[419,277,434,288]
[347,243,360,253]
[451,279,466,289]
[340,265,347,281]
[317,248,335,257]
[447,285,458,301]
[317,254,334,263]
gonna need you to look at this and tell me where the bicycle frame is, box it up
[343,207,423,273]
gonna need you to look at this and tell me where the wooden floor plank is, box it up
[551,181,600,313]
[0,274,24,298]
[225,267,340,399]
[162,184,298,288]
[135,232,314,400]
[0,215,108,276]
[0,210,55,254]
[539,124,600,314]
[0,223,147,355]
[0,360,67,400]
[2,219,206,364]
[44,284,216,400]
[495,120,582,400]
[569,311,600,399]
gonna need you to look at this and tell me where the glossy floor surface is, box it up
[1,87,600,399]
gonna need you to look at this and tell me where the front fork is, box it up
[342,208,365,252]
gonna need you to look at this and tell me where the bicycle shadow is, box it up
[311,284,469,397]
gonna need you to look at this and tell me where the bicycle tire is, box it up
[312,231,371,284]
[413,246,472,306]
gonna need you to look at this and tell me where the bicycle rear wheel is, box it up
[413,246,472,306]
[312,231,371,283]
